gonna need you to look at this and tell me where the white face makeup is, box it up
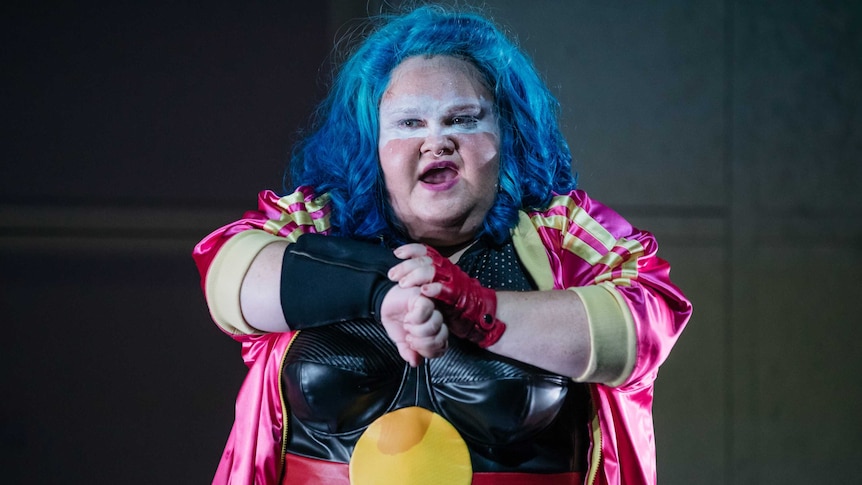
[378,55,501,248]
[378,96,498,146]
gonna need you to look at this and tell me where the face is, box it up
[378,55,500,248]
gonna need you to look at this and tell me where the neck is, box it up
[430,237,481,261]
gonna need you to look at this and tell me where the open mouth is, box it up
[419,162,459,187]
[420,167,457,184]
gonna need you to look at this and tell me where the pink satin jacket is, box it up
[193,186,692,484]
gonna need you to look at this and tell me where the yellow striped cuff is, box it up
[568,283,636,386]
[205,230,284,336]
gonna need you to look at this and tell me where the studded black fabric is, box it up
[457,237,536,292]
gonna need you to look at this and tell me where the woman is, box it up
[194,6,691,485]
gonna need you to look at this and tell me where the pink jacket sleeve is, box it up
[529,190,691,485]
[531,189,691,387]
[191,187,331,483]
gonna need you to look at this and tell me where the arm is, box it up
[492,290,592,379]
[239,235,448,365]
[389,192,691,386]
[389,244,593,378]
[192,187,331,336]
[510,192,691,387]
[239,241,289,332]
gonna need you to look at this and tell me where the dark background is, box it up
[2,2,333,482]
[3,1,861,484]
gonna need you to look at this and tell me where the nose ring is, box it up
[434,149,445,157]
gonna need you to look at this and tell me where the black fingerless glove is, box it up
[280,234,400,329]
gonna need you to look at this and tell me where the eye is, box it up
[399,119,423,128]
[450,116,479,127]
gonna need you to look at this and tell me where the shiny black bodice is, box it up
[281,239,591,473]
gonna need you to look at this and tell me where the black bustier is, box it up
[281,239,591,473]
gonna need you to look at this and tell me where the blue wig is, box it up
[289,5,577,244]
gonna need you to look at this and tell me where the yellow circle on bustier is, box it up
[349,406,471,485]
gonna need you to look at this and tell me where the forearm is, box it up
[405,243,636,383]
[241,234,400,332]
[490,290,591,379]
[238,234,439,366]
[491,286,636,384]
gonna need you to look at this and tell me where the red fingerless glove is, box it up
[425,246,506,348]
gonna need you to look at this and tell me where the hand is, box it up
[379,284,449,367]
[388,243,439,290]
[390,243,506,348]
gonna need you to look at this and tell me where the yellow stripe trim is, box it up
[512,211,555,291]
[260,192,332,238]
[533,196,619,266]
[205,230,283,335]
[530,196,647,287]
[568,283,637,385]
[587,385,603,485]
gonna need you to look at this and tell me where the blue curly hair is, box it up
[289,5,577,244]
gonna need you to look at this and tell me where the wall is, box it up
[2,1,859,483]
[473,1,861,483]
[1,2,331,482]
